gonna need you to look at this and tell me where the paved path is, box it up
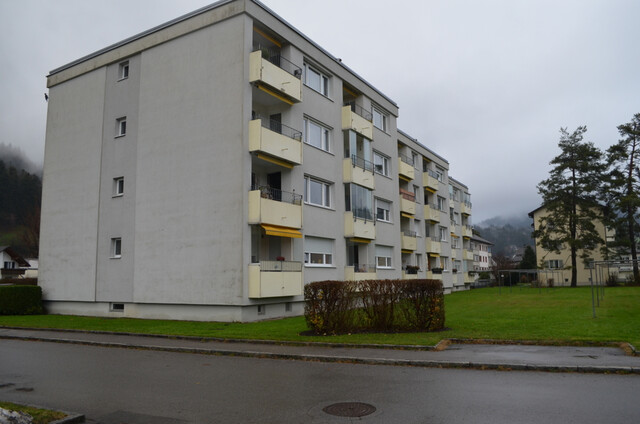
[1,327,639,373]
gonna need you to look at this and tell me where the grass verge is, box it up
[0,401,66,424]
[0,286,638,347]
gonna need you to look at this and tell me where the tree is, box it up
[519,245,537,269]
[491,252,515,285]
[605,113,640,282]
[534,126,606,287]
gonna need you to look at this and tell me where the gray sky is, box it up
[1,0,638,223]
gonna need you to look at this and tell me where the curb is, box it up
[2,332,639,374]
[1,402,84,424]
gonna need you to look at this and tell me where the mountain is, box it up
[474,214,534,256]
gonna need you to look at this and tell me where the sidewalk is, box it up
[1,327,639,374]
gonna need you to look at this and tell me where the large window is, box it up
[376,245,393,269]
[303,118,330,152]
[546,259,563,269]
[304,64,329,96]
[345,183,373,220]
[372,106,387,131]
[304,176,331,208]
[376,198,391,222]
[304,237,333,267]
[373,151,389,176]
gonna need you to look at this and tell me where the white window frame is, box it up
[304,63,329,96]
[111,238,122,259]
[116,117,127,137]
[303,117,330,152]
[376,198,391,223]
[113,177,124,197]
[376,245,393,269]
[414,219,421,237]
[304,176,331,208]
[373,151,390,176]
[437,196,446,211]
[372,106,387,132]
[304,237,334,267]
[435,167,444,182]
[118,61,129,80]
[546,259,563,269]
[439,226,448,242]
[441,256,449,271]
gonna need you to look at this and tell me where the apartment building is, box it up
[470,235,493,274]
[40,0,474,322]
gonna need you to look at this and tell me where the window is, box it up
[546,259,563,269]
[441,256,449,271]
[414,219,421,237]
[373,151,389,176]
[376,245,393,269]
[372,107,387,131]
[116,117,127,137]
[437,196,446,211]
[4,261,15,269]
[452,237,459,249]
[376,198,391,222]
[411,151,419,169]
[435,166,444,182]
[113,177,124,197]
[111,238,122,258]
[413,185,420,202]
[303,118,330,152]
[118,61,129,80]
[304,176,331,208]
[304,237,333,267]
[439,226,448,242]
[304,64,329,96]
[345,183,373,220]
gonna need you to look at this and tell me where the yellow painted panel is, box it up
[261,224,302,238]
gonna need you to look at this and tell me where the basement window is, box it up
[110,303,124,312]
[257,305,266,316]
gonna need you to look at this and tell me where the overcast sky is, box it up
[1,0,638,223]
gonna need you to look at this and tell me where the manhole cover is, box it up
[323,402,376,417]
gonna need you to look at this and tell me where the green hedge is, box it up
[0,285,43,315]
[304,279,444,335]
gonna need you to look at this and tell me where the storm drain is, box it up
[323,402,376,418]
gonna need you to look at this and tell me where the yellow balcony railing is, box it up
[423,172,439,192]
[463,250,474,261]
[401,231,417,251]
[248,189,302,229]
[249,119,302,166]
[398,156,415,181]
[426,238,441,254]
[343,157,375,190]
[424,204,440,222]
[248,261,303,298]
[249,51,302,104]
[344,264,377,281]
[341,105,373,140]
[344,212,376,240]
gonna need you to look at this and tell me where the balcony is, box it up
[342,104,373,140]
[426,271,442,280]
[344,212,376,240]
[248,187,303,229]
[248,261,303,298]
[426,238,441,254]
[462,225,473,238]
[463,249,474,261]
[464,272,476,284]
[343,155,375,190]
[424,204,440,222]
[461,201,472,216]
[398,155,415,181]
[399,189,416,216]
[401,230,417,251]
[423,170,439,192]
[344,264,377,281]
[249,118,302,166]
[402,271,419,280]
[249,50,302,104]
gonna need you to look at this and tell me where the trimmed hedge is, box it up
[0,285,43,315]
[304,279,444,335]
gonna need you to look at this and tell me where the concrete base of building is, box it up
[43,300,305,322]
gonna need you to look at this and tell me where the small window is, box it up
[111,238,122,258]
[435,167,444,182]
[373,151,389,176]
[118,61,129,80]
[546,259,563,269]
[376,198,391,222]
[113,177,124,197]
[439,226,448,242]
[116,117,127,137]
[372,107,387,131]
[437,196,446,211]
[303,118,330,152]
[414,219,421,237]
[304,176,331,208]
[257,305,266,315]
[304,64,329,96]
[376,245,393,269]
[110,303,125,312]
[411,151,419,168]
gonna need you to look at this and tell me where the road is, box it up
[1,339,639,423]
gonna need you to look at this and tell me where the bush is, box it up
[0,285,43,315]
[304,279,445,335]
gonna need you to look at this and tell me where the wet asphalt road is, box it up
[1,339,639,423]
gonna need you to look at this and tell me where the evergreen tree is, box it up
[605,113,640,282]
[534,126,606,287]
[519,245,537,269]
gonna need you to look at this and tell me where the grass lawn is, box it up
[0,401,66,424]
[0,286,638,347]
